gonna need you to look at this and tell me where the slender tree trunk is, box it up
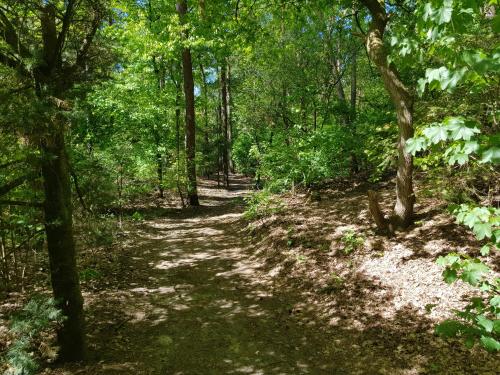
[216,103,223,188]
[350,55,357,121]
[199,63,210,177]
[156,63,165,198]
[362,0,415,229]
[350,13,359,173]
[177,0,199,206]
[40,119,85,361]
[227,63,234,173]
[313,102,317,131]
[220,63,230,188]
[175,84,186,208]
[156,151,164,198]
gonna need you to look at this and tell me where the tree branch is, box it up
[54,0,76,66]
[0,7,32,59]
[0,200,43,208]
[75,11,101,68]
[0,171,39,197]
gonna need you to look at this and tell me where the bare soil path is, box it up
[81,176,339,374]
[36,176,498,375]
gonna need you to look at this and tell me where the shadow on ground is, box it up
[57,176,497,375]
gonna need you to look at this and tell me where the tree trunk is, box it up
[362,0,415,229]
[216,102,223,188]
[350,50,357,120]
[175,81,186,208]
[156,151,164,198]
[220,63,230,188]
[367,190,391,234]
[40,120,85,361]
[177,0,199,206]
[227,63,234,173]
[350,13,359,174]
[199,63,210,177]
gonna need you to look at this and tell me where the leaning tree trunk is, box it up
[177,0,199,206]
[40,119,85,361]
[362,0,415,230]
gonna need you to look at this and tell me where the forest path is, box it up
[85,176,337,375]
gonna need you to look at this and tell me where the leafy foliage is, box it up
[4,298,65,375]
[340,230,365,255]
[243,191,284,221]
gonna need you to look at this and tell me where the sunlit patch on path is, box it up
[83,176,339,374]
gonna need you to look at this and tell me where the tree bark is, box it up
[199,63,210,177]
[367,190,391,234]
[220,63,230,188]
[176,0,199,206]
[0,1,105,361]
[227,63,234,173]
[0,172,39,197]
[350,12,359,173]
[362,0,415,229]
[175,85,186,208]
[40,121,85,361]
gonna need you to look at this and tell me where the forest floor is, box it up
[1,175,499,374]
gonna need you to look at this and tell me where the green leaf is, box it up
[448,152,469,165]
[436,253,460,266]
[464,335,476,348]
[463,141,479,155]
[480,245,490,256]
[463,211,479,228]
[493,320,500,334]
[461,260,489,285]
[473,222,492,240]
[444,117,480,141]
[480,336,500,352]
[480,147,500,164]
[405,137,428,155]
[423,125,449,144]
[443,268,458,284]
[435,320,465,337]
[491,295,500,308]
[477,315,494,332]
[437,0,453,24]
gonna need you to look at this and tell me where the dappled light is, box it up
[1,0,498,373]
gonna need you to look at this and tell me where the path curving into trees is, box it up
[82,176,338,374]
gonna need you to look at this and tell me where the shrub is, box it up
[4,297,64,375]
[243,190,284,221]
[340,230,365,255]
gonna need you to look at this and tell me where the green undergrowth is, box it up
[3,297,64,375]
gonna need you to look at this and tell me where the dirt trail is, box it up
[82,176,339,374]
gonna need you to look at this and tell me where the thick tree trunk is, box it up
[177,0,199,206]
[40,121,85,361]
[362,0,415,229]
[220,63,230,188]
